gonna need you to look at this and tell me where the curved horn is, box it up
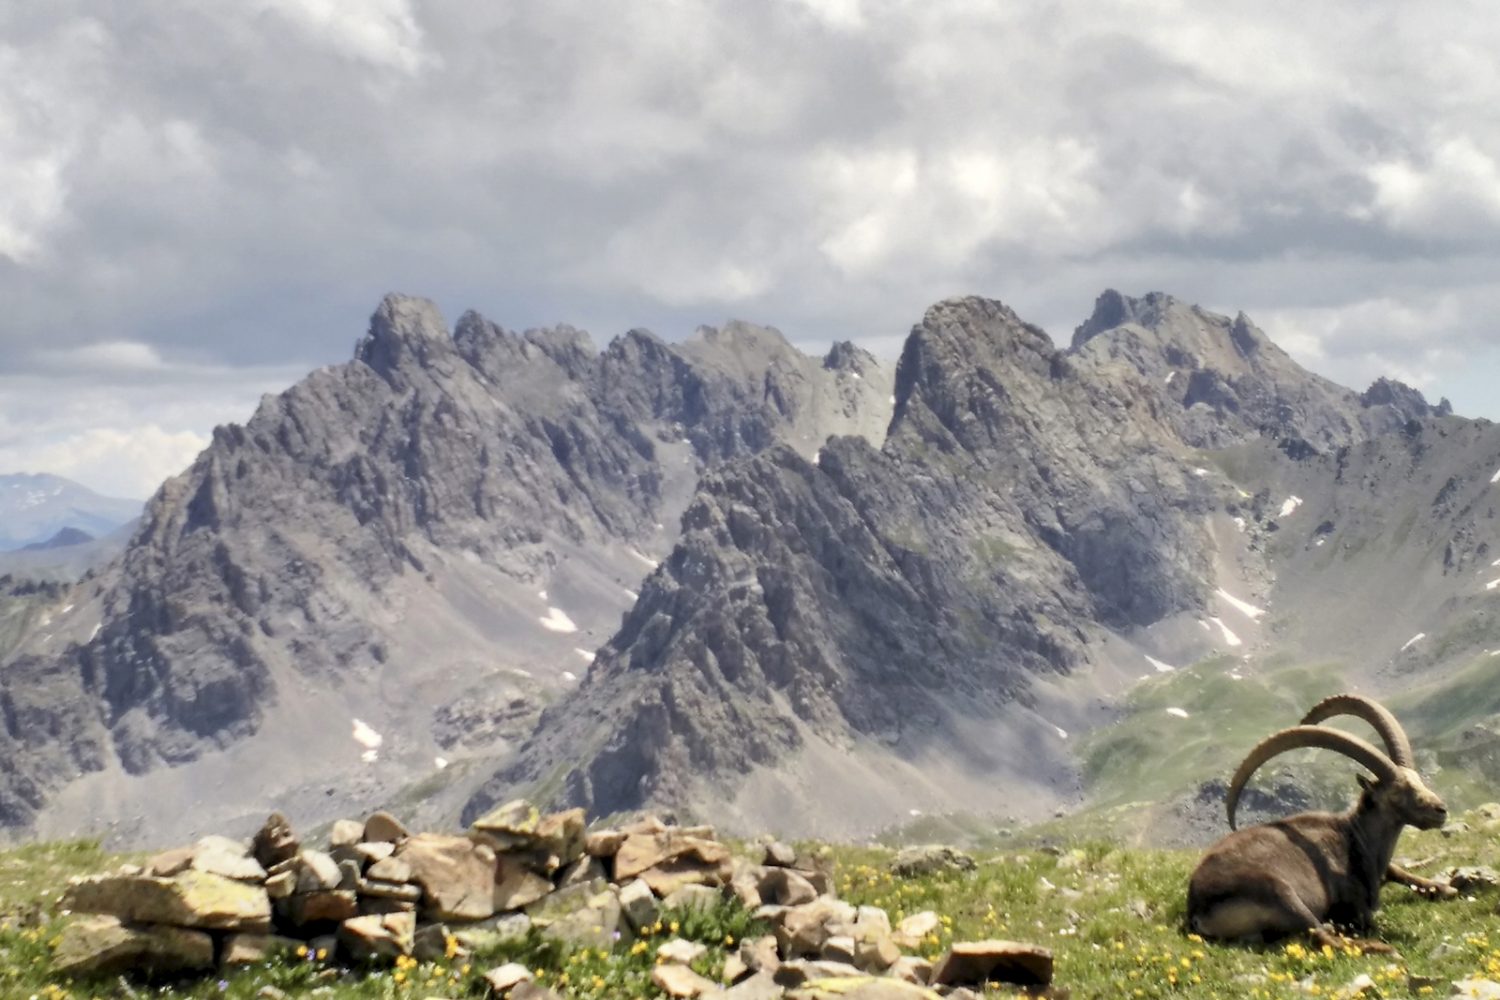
[1301,693,1414,768]
[1226,725,1399,829]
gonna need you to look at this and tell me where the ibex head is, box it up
[1226,693,1447,831]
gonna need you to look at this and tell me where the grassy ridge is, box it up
[4,814,1500,999]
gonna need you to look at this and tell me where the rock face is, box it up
[0,295,893,840]
[4,287,1495,843]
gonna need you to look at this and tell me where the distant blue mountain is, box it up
[0,473,142,551]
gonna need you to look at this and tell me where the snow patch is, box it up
[360,750,379,764]
[1197,620,1212,632]
[1054,726,1069,740]
[908,808,922,817]
[561,670,577,682]
[434,757,448,770]
[1491,467,1500,484]
[574,648,596,663]
[60,604,74,615]
[1192,467,1209,477]
[88,624,100,641]
[627,547,659,569]
[1400,632,1426,652]
[622,588,639,601]
[1145,655,1176,674]
[1228,671,1244,681]
[537,590,548,600]
[1279,496,1303,518]
[1166,371,1178,385]
[1232,517,1247,532]
[1166,707,1190,719]
[813,449,823,466]
[462,550,481,564]
[889,395,897,405]
[1315,538,1326,547]
[1209,617,1243,647]
[538,607,578,633]
[1216,588,1266,621]
[850,372,862,380]
[351,719,383,750]
[1487,578,1500,591]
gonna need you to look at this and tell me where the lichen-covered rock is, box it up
[890,845,974,878]
[395,833,496,921]
[53,915,214,976]
[338,911,416,960]
[63,870,271,931]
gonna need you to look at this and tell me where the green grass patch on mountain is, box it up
[7,816,1500,998]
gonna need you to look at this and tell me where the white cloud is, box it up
[0,425,207,500]
[255,0,430,75]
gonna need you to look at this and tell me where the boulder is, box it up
[615,829,731,882]
[63,870,272,931]
[821,935,856,964]
[278,889,358,927]
[338,911,416,960]
[536,808,587,868]
[618,877,660,931]
[414,922,464,962]
[853,933,900,973]
[892,912,940,950]
[511,983,564,1000]
[144,846,195,878]
[295,850,343,893]
[358,878,423,903]
[774,960,864,988]
[453,912,531,952]
[363,810,409,844]
[764,841,798,868]
[585,829,627,858]
[725,970,787,999]
[329,819,364,848]
[889,957,933,985]
[252,812,300,870]
[264,870,297,900]
[191,835,265,882]
[367,857,413,883]
[536,886,623,948]
[1451,981,1500,1000]
[470,799,542,851]
[395,833,497,921]
[333,841,396,868]
[653,963,720,998]
[890,846,975,878]
[776,899,858,959]
[787,976,941,1000]
[485,962,534,993]
[358,896,418,916]
[740,934,782,975]
[759,868,817,906]
[658,937,709,964]
[53,915,214,977]
[220,932,296,967]
[558,855,607,889]
[495,858,554,911]
[930,940,1053,988]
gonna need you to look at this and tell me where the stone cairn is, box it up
[53,803,1053,998]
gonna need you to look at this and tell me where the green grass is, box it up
[6,818,1500,998]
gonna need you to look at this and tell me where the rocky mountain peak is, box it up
[355,293,453,379]
[821,340,877,375]
[1361,376,1454,419]
[1071,289,1177,347]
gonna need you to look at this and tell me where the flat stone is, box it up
[853,933,900,972]
[764,842,798,868]
[296,850,343,893]
[1443,866,1500,893]
[63,870,272,931]
[653,963,720,998]
[930,940,1053,988]
[787,977,941,1000]
[358,878,423,903]
[192,842,267,883]
[495,859,554,911]
[334,841,397,868]
[584,829,626,858]
[1451,980,1500,1000]
[363,810,409,844]
[759,868,817,907]
[776,899,856,960]
[724,953,750,984]
[889,957,932,985]
[329,819,365,849]
[511,983,564,1000]
[485,962,534,993]
[252,812,300,869]
[822,935,857,964]
[144,846,195,878]
[642,857,733,895]
[615,829,731,882]
[740,934,781,975]
[558,855,606,889]
[854,907,891,936]
[658,937,708,964]
[618,877,660,931]
[537,887,623,948]
[533,808,586,868]
[221,932,297,967]
[339,911,416,960]
[279,889,358,927]
[53,914,214,977]
[773,960,863,988]
[892,912,940,950]
[470,799,543,852]
[396,833,497,921]
[725,970,786,1000]
[359,896,418,916]
[264,870,296,900]
[368,857,413,883]
[453,912,531,951]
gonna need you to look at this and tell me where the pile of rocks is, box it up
[52,805,1053,999]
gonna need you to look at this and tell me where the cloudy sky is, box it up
[3,1,1499,498]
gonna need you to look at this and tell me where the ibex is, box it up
[1187,694,1451,952]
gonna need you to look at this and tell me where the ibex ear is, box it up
[1356,773,1375,792]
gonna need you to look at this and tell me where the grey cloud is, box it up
[3,0,1500,496]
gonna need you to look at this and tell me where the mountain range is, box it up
[2,290,1496,848]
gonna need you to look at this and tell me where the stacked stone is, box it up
[52,806,1053,998]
